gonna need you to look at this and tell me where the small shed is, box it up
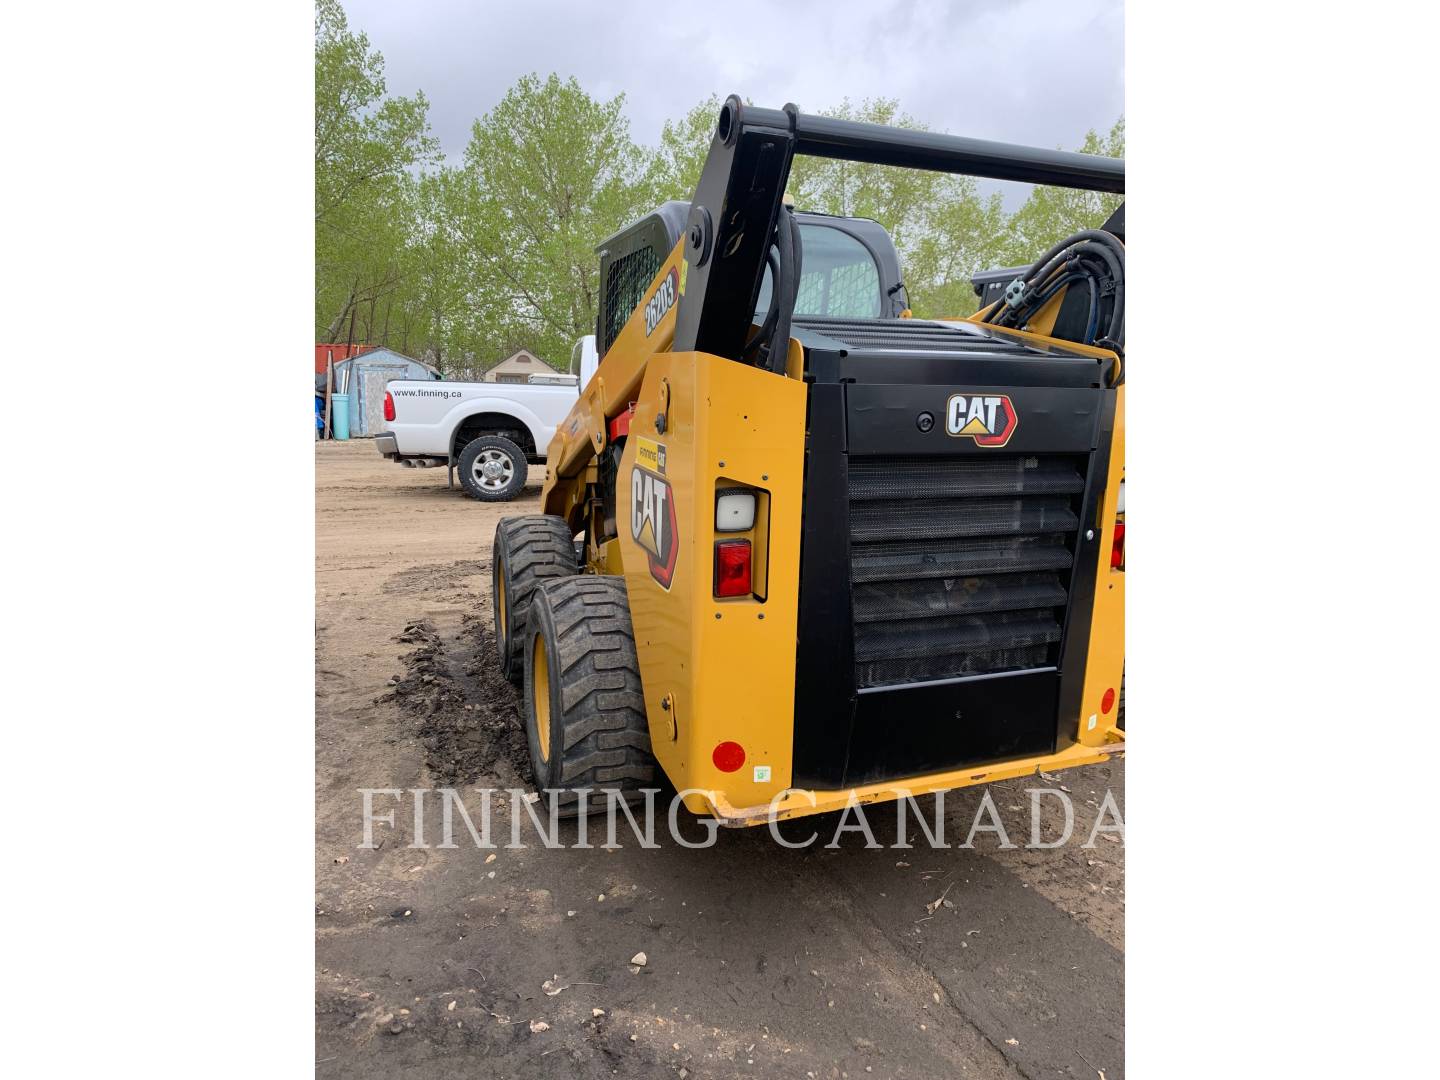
[484,349,555,383]
[315,341,373,375]
[316,347,439,438]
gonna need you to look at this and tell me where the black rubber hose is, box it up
[768,209,801,374]
[985,227,1125,325]
[1002,243,1123,346]
[1007,269,1087,327]
[1022,228,1124,281]
[1044,263,1104,345]
[994,262,1082,327]
[743,248,782,362]
[1081,274,1100,344]
[759,223,791,369]
[1066,241,1124,345]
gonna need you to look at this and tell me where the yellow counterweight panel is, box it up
[1077,384,1125,746]
[615,350,808,814]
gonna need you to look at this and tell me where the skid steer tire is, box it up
[522,575,656,808]
[492,516,578,684]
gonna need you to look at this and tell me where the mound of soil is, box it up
[377,616,532,787]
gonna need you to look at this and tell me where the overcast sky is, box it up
[343,0,1123,206]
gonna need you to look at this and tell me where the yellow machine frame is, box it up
[540,239,1125,826]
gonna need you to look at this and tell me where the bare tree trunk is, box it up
[364,296,378,345]
[324,288,355,342]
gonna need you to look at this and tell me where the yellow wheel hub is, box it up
[497,575,508,642]
[531,633,551,763]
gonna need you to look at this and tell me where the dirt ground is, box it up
[315,439,1125,1079]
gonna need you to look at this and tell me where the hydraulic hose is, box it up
[1065,241,1124,346]
[743,210,802,372]
[768,209,802,374]
[1021,228,1125,283]
[983,227,1125,353]
[743,249,782,363]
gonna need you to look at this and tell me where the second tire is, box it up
[492,515,578,683]
[522,575,656,801]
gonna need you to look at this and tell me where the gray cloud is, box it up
[343,0,1123,205]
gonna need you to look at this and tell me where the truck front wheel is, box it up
[458,435,527,501]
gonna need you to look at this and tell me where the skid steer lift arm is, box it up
[674,96,1124,366]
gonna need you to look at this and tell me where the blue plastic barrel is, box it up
[331,393,351,440]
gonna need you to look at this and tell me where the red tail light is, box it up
[1110,521,1125,569]
[714,540,752,597]
[383,390,395,422]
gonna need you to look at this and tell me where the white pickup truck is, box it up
[375,337,596,501]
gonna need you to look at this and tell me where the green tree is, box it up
[647,94,724,201]
[904,188,1010,318]
[784,99,1009,319]
[377,171,470,371]
[314,0,437,342]
[1000,118,1125,267]
[456,74,655,368]
[313,9,1127,370]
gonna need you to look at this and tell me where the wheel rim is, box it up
[531,633,551,763]
[496,572,508,648]
[471,449,515,491]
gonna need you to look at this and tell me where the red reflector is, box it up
[383,390,395,422]
[1110,521,1125,569]
[1101,687,1116,714]
[714,539,752,598]
[712,741,746,773]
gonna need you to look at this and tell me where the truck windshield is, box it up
[754,223,882,319]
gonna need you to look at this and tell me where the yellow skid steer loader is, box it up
[493,97,1125,826]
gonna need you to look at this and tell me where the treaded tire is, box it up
[493,515,578,684]
[458,435,527,502]
[522,576,656,802]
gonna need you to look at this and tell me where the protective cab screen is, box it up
[754,223,882,319]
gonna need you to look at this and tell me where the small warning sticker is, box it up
[753,765,772,783]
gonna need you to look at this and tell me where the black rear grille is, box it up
[849,454,1084,688]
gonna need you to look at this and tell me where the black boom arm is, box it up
[671,96,1126,363]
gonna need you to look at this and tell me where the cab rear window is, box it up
[755,224,882,319]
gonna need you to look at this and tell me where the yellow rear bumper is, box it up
[699,732,1125,827]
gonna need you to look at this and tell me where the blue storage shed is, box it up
[315,348,440,438]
